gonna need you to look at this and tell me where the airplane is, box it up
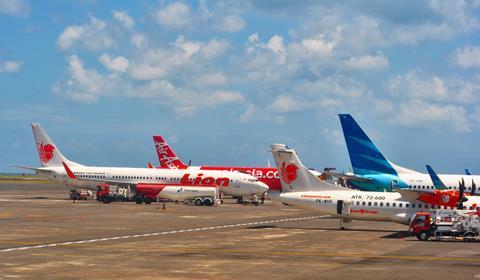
[152,135,292,192]
[337,114,479,193]
[16,124,269,204]
[269,143,480,228]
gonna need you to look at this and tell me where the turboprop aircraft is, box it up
[16,124,269,203]
[337,114,479,193]
[269,144,480,228]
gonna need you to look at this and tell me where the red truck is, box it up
[96,184,132,203]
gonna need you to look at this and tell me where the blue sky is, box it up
[2,0,480,174]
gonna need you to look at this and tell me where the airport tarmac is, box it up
[0,182,479,280]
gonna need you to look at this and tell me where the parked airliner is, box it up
[338,114,479,193]
[17,124,269,201]
[270,144,480,227]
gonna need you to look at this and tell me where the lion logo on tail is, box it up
[281,162,298,184]
[38,143,55,164]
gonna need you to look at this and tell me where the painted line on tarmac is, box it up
[0,215,328,253]
[144,248,480,263]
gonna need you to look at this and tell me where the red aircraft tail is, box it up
[153,135,188,169]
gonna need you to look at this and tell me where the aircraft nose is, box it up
[255,182,269,193]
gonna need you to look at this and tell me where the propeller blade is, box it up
[472,180,476,196]
[458,179,466,209]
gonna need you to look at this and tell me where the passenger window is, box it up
[399,203,403,208]
[386,202,390,207]
[380,202,383,207]
[392,203,396,207]
[368,202,371,206]
[406,203,409,208]
[374,202,377,206]
[356,201,359,206]
[362,202,366,206]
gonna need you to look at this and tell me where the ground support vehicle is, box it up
[69,188,93,200]
[410,209,480,241]
[134,184,218,206]
[96,184,132,203]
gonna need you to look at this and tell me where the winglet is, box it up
[62,161,77,179]
[426,165,447,190]
[147,162,154,169]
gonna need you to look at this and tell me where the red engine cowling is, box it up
[418,190,460,208]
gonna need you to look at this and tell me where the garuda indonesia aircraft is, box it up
[338,114,478,194]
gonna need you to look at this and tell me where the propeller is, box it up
[472,180,476,196]
[458,178,466,209]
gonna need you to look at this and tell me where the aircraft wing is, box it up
[12,165,54,175]
[326,171,373,183]
[396,188,437,201]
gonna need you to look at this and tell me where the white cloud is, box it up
[388,100,471,133]
[266,35,285,54]
[174,35,202,57]
[216,14,245,33]
[454,45,480,68]
[57,16,114,51]
[193,72,227,86]
[269,95,304,113]
[0,60,23,73]
[386,70,479,103]
[130,33,147,48]
[205,91,245,106]
[52,55,115,103]
[199,39,230,59]
[239,103,257,123]
[248,33,260,44]
[99,54,129,73]
[113,10,134,29]
[344,54,389,70]
[155,2,191,28]
[301,37,335,57]
[0,0,30,17]
[128,36,229,81]
[321,128,344,146]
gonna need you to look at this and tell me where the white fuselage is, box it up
[399,173,480,192]
[276,190,480,225]
[39,165,268,197]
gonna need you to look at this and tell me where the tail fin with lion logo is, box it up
[270,143,346,193]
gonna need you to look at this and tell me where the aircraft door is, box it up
[337,200,352,215]
[234,176,240,188]
[390,180,398,191]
